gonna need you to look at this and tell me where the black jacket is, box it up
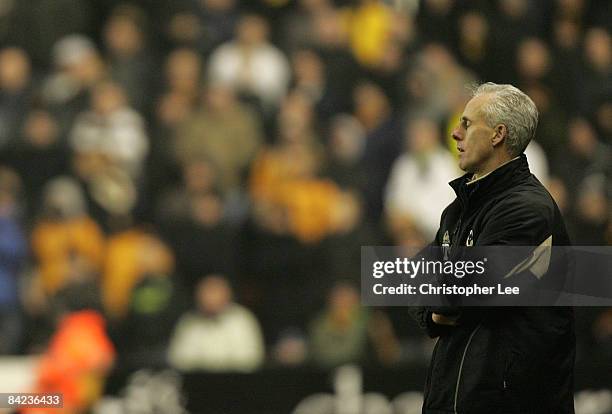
[410,155,575,414]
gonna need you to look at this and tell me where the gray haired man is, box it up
[410,83,575,413]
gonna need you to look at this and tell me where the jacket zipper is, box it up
[453,324,481,413]
[424,336,440,404]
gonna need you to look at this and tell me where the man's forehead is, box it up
[463,94,492,119]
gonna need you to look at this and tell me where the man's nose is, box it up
[452,127,462,141]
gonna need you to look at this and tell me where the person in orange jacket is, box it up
[23,310,115,414]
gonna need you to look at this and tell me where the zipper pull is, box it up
[503,380,508,389]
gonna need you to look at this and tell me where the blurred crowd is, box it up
[0,0,611,409]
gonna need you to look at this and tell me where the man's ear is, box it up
[492,124,507,147]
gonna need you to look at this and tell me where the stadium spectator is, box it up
[31,177,105,296]
[168,274,264,372]
[385,116,458,242]
[42,35,106,137]
[102,228,174,320]
[323,114,366,190]
[416,0,456,46]
[160,189,238,292]
[0,47,32,149]
[70,80,149,180]
[155,157,219,223]
[291,47,344,124]
[164,0,240,55]
[550,16,582,114]
[102,4,155,114]
[342,0,394,68]
[162,47,204,108]
[578,27,612,117]
[280,0,334,52]
[521,83,568,157]
[308,281,400,368]
[352,81,402,223]
[2,109,69,220]
[208,14,290,113]
[454,10,494,82]
[111,271,184,369]
[24,310,115,414]
[0,167,27,354]
[197,0,241,55]
[3,0,93,67]
[173,82,262,195]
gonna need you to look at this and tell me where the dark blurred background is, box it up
[0,0,610,413]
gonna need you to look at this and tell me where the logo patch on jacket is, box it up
[466,229,474,246]
[442,231,450,260]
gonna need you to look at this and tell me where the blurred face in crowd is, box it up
[92,81,127,115]
[0,167,20,211]
[165,48,202,94]
[584,28,611,71]
[156,92,193,126]
[424,0,453,15]
[313,10,346,47]
[292,49,324,86]
[300,0,330,13]
[568,118,597,157]
[0,47,31,92]
[458,12,488,47]
[353,83,390,131]
[283,143,319,179]
[524,84,551,113]
[595,102,612,136]
[499,0,528,18]
[138,235,174,274]
[196,275,232,315]
[201,0,236,12]
[43,177,87,219]
[183,159,218,193]
[104,14,144,56]
[236,15,268,46]
[553,18,580,50]
[167,12,202,45]
[517,38,551,80]
[190,192,223,226]
[330,192,361,234]
[204,83,236,113]
[329,283,359,326]
[420,44,455,75]
[23,110,59,148]
[452,94,503,176]
[557,0,585,18]
[329,115,365,164]
[64,48,105,86]
[279,92,313,143]
[407,118,440,154]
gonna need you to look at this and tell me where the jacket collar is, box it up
[449,154,531,207]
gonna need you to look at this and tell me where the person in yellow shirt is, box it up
[31,178,105,296]
[342,0,393,68]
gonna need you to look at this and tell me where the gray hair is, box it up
[470,82,538,157]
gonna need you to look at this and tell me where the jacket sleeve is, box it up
[413,195,555,332]
[457,195,560,327]
[408,210,455,338]
[408,306,452,338]
[476,195,553,246]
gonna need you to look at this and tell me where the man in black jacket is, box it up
[410,83,575,413]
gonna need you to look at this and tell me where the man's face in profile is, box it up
[452,94,497,174]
